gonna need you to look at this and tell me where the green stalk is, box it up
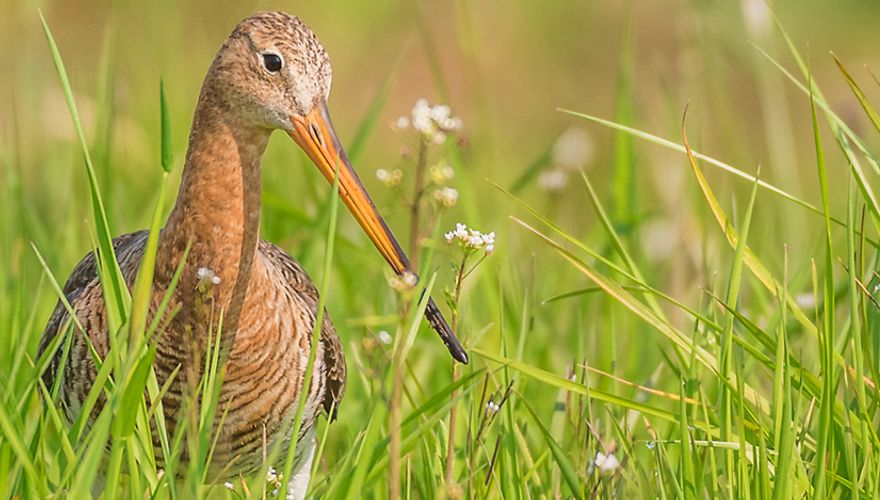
[810,74,835,499]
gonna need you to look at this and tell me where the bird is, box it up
[37,10,468,498]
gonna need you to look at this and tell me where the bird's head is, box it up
[207,11,331,130]
[203,11,468,364]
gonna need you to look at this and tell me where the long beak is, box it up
[288,100,468,364]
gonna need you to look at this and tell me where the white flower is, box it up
[594,452,621,475]
[412,99,433,133]
[388,271,418,293]
[537,168,569,192]
[444,223,495,254]
[552,126,594,171]
[640,218,678,263]
[795,293,817,309]
[224,481,234,490]
[196,267,221,287]
[376,168,403,187]
[405,99,462,144]
[430,163,455,184]
[403,272,417,287]
[485,400,500,416]
[395,116,410,130]
[377,330,393,345]
[266,466,278,483]
[434,187,459,207]
[444,223,469,243]
[741,0,770,38]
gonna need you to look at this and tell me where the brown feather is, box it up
[38,11,355,482]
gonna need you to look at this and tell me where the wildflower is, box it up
[266,466,278,483]
[445,223,469,243]
[400,98,463,144]
[795,293,817,309]
[430,104,452,124]
[196,266,221,291]
[377,330,393,345]
[224,482,234,490]
[430,163,455,184]
[640,218,678,262]
[485,400,500,416]
[376,168,403,187]
[434,187,459,207]
[741,0,770,38]
[411,99,433,134]
[594,451,621,475]
[388,271,418,293]
[552,126,594,171]
[537,168,569,192]
[444,223,495,254]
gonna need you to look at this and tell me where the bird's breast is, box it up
[151,275,330,476]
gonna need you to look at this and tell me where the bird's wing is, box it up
[37,230,149,392]
[258,240,346,419]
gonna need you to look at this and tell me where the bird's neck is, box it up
[157,101,270,312]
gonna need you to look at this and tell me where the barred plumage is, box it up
[37,9,464,498]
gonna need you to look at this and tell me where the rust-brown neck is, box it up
[157,95,271,328]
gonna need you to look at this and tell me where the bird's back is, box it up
[37,231,346,478]
[38,230,149,397]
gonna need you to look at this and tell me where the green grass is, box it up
[4,1,880,498]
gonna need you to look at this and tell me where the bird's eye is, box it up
[262,53,283,73]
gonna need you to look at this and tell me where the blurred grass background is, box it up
[5,0,880,497]
[4,0,880,287]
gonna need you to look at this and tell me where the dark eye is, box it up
[262,53,282,72]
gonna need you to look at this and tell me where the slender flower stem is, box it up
[444,252,468,488]
[390,358,402,500]
[408,135,429,268]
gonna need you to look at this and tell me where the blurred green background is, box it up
[4,0,880,282]
[5,0,880,496]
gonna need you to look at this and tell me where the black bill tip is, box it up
[425,297,469,364]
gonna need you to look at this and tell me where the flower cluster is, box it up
[538,126,595,192]
[196,266,221,294]
[377,330,393,345]
[434,187,459,207]
[375,168,403,188]
[593,451,621,475]
[485,399,500,416]
[430,163,455,184]
[196,266,221,286]
[537,169,569,192]
[553,126,594,170]
[388,271,418,293]
[396,99,463,145]
[266,466,282,496]
[444,223,495,254]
